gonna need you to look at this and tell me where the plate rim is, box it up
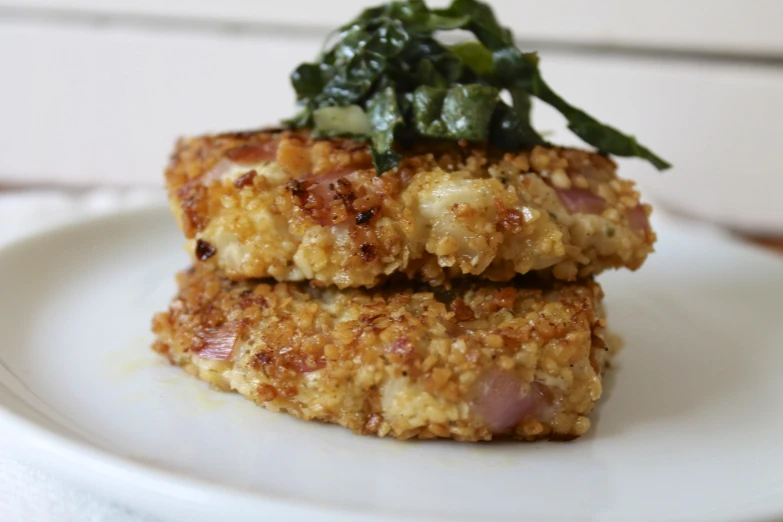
[0,205,782,522]
[0,207,497,522]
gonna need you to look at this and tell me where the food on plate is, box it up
[152,265,615,441]
[152,0,667,441]
[167,129,654,288]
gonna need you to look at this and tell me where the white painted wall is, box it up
[1,0,782,229]
[4,0,783,55]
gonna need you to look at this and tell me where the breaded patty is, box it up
[166,129,654,288]
[152,266,615,441]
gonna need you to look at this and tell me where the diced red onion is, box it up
[226,142,278,164]
[302,170,354,201]
[626,205,650,233]
[201,159,234,186]
[474,370,538,433]
[556,188,606,215]
[197,322,239,361]
[314,168,354,184]
[201,142,279,187]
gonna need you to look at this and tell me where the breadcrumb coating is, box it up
[166,128,655,288]
[152,266,615,441]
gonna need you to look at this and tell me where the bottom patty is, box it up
[152,267,616,441]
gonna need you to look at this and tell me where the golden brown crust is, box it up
[165,128,654,288]
[152,266,615,441]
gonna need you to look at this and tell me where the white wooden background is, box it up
[7,0,783,55]
[1,1,783,229]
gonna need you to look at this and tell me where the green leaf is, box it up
[436,0,512,50]
[413,84,498,141]
[489,101,544,151]
[527,73,672,169]
[509,87,533,124]
[318,52,387,106]
[441,85,499,141]
[410,40,470,86]
[365,19,410,57]
[366,87,404,173]
[371,148,402,174]
[490,47,670,168]
[415,59,446,88]
[491,47,537,88]
[416,12,471,31]
[290,63,325,102]
[412,86,447,136]
[353,0,469,33]
[285,0,670,173]
[449,41,494,75]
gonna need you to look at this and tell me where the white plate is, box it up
[1,207,782,522]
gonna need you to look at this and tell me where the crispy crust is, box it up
[165,128,655,289]
[152,266,614,441]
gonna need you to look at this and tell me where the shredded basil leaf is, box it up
[285,0,670,174]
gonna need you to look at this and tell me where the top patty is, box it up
[166,128,655,288]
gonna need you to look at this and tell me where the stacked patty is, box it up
[168,129,653,287]
[152,128,652,441]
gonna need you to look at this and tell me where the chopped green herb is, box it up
[285,0,670,174]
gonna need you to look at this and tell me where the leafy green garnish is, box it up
[366,87,404,172]
[285,0,670,173]
[412,85,498,140]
